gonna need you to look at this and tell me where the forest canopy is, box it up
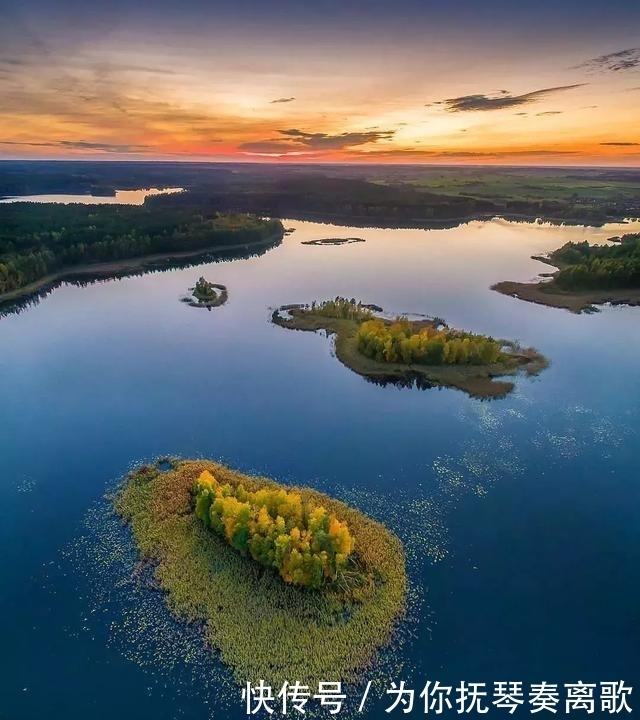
[357,318,503,366]
[549,233,640,291]
[304,298,504,366]
[0,201,282,295]
[194,470,358,589]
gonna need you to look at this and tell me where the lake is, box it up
[0,187,183,204]
[1,217,639,718]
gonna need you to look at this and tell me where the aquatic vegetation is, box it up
[273,298,547,398]
[63,395,637,716]
[114,458,407,688]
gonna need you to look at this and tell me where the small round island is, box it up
[181,277,228,310]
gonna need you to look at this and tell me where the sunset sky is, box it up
[1,0,639,165]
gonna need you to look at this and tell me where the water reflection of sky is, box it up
[0,187,183,204]
[0,217,638,719]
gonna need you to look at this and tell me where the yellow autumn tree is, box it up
[193,471,356,589]
[357,317,503,367]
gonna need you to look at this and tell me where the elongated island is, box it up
[301,237,366,246]
[493,232,640,313]
[272,298,547,398]
[114,458,407,688]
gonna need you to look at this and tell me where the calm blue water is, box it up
[1,218,639,719]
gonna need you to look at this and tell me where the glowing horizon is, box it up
[1,0,639,166]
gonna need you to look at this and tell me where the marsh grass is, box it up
[114,458,407,689]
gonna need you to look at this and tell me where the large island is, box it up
[273,298,547,398]
[493,233,640,313]
[114,458,407,689]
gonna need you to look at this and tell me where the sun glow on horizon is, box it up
[1,2,639,166]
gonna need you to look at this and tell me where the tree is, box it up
[193,471,356,589]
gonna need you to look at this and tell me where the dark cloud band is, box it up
[239,128,395,154]
[439,84,584,112]
[577,48,640,73]
[1,140,150,153]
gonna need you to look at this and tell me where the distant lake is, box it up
[1,217,639,719]
[0,187,183,204]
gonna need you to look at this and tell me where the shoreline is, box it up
[262,209,635,231]
[492,244,640,312]
[0,232,281,308]
[492,279,640,313]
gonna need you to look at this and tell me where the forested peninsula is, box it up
[273,298,547,398]
[493,233,640,312]
[115,458,407,688]
[0,201,283,303]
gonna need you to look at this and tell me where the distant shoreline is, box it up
[0,232,281,308]
[252,209,637,231]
